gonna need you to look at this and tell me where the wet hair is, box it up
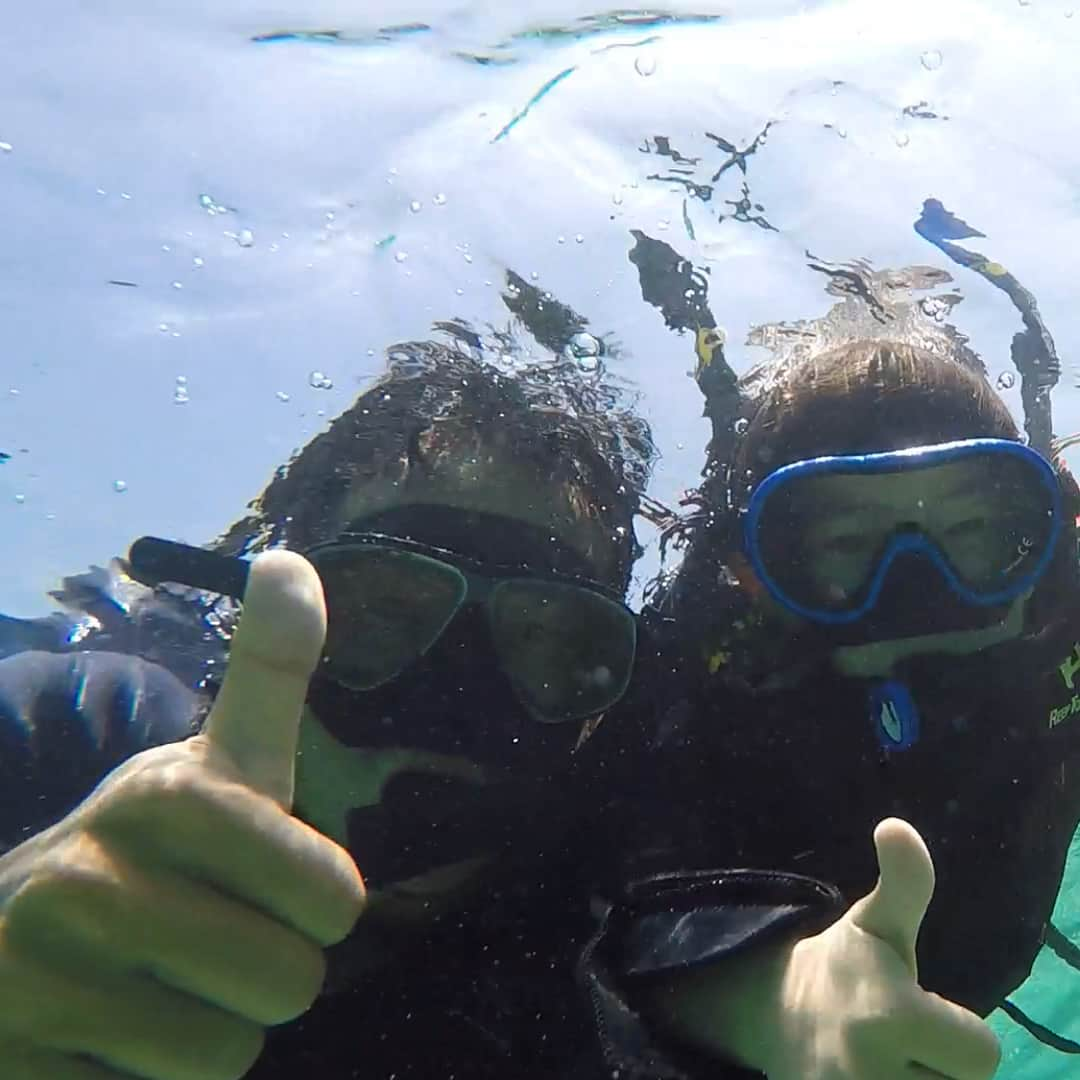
[214,334,656,591]
[674,337,1078,632]
[734,339,1020,478]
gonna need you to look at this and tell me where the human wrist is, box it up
[646,936,796,1071]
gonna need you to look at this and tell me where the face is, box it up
[739,452,1038,673]
[292,449,631,924]
[792,458,1014,608]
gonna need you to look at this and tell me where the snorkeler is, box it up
[638,332,1080,1076]
[0,286,669,1079]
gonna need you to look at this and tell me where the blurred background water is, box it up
[3,0,1080,1073]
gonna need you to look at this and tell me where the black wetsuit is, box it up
[8,608,1080,1074]
[0,636,841,1080]
[641,611,1080,1026]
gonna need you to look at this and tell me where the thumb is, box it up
[849,818,935,976]
[203,549,327,809]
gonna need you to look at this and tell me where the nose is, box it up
[860,549,961,637]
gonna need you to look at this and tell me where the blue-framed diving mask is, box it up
[743,438,1063,627]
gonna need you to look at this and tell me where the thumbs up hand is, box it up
[0,551,366,1080]
[655,820,1001,1080]
[758,818,1001,1080]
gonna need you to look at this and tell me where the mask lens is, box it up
[937,452,1055,591]
[309,545,467,690]
[489,580,636,722]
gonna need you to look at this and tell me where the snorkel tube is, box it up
[915,198,1060,460]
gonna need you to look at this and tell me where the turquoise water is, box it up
[991,830,1080,1075]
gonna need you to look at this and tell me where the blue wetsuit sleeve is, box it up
[0,651,203,850]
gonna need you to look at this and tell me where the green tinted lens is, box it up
[489,580,635,722]
[309,546,467,690]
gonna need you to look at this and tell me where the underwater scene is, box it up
[2,1,1080,1077]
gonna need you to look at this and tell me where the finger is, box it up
[850,818,934,974]
[89,770,365,946]
[5,845,326,1026]
[0,1040,130,1080]
[204,549,327,808]
[902,990,1002,1080]
[0,944,264,1080]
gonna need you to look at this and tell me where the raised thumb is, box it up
[849,817,935,976]
[203,549,327,809]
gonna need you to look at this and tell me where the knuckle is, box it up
[7,847,105,926]
[91,755,212,837]
[319,856,367,945]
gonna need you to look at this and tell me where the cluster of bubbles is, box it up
[408,194,447,213]
[920,295,950,321]
[308,370,334,390]
[198,193,231,216]
[563,332,603,371]
[173,375,189,405]
[996,371,1016,391]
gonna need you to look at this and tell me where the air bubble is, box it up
[171,281,183,290]
[409,200,422,213]
[734,418,750,436]
[996,371,1016,390]
[920,296,948,320]
[395,250,409,263]
[113,479,128,493]
[192,256,204,268]
[234,229,255,248]
[574,233,584,244]
[557,235,566,245]
[433,192,447,206]
[158,322,171,333]
[612,192,624,206]
[895,132,911,147]
[0,141,12,153]
[564,332,603,371]
[308,370,334,390]
[275,390,291,403]
[920,49,943,71]
[13,493,24,504]
[634,53,657,77]
[199,193,230,215]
